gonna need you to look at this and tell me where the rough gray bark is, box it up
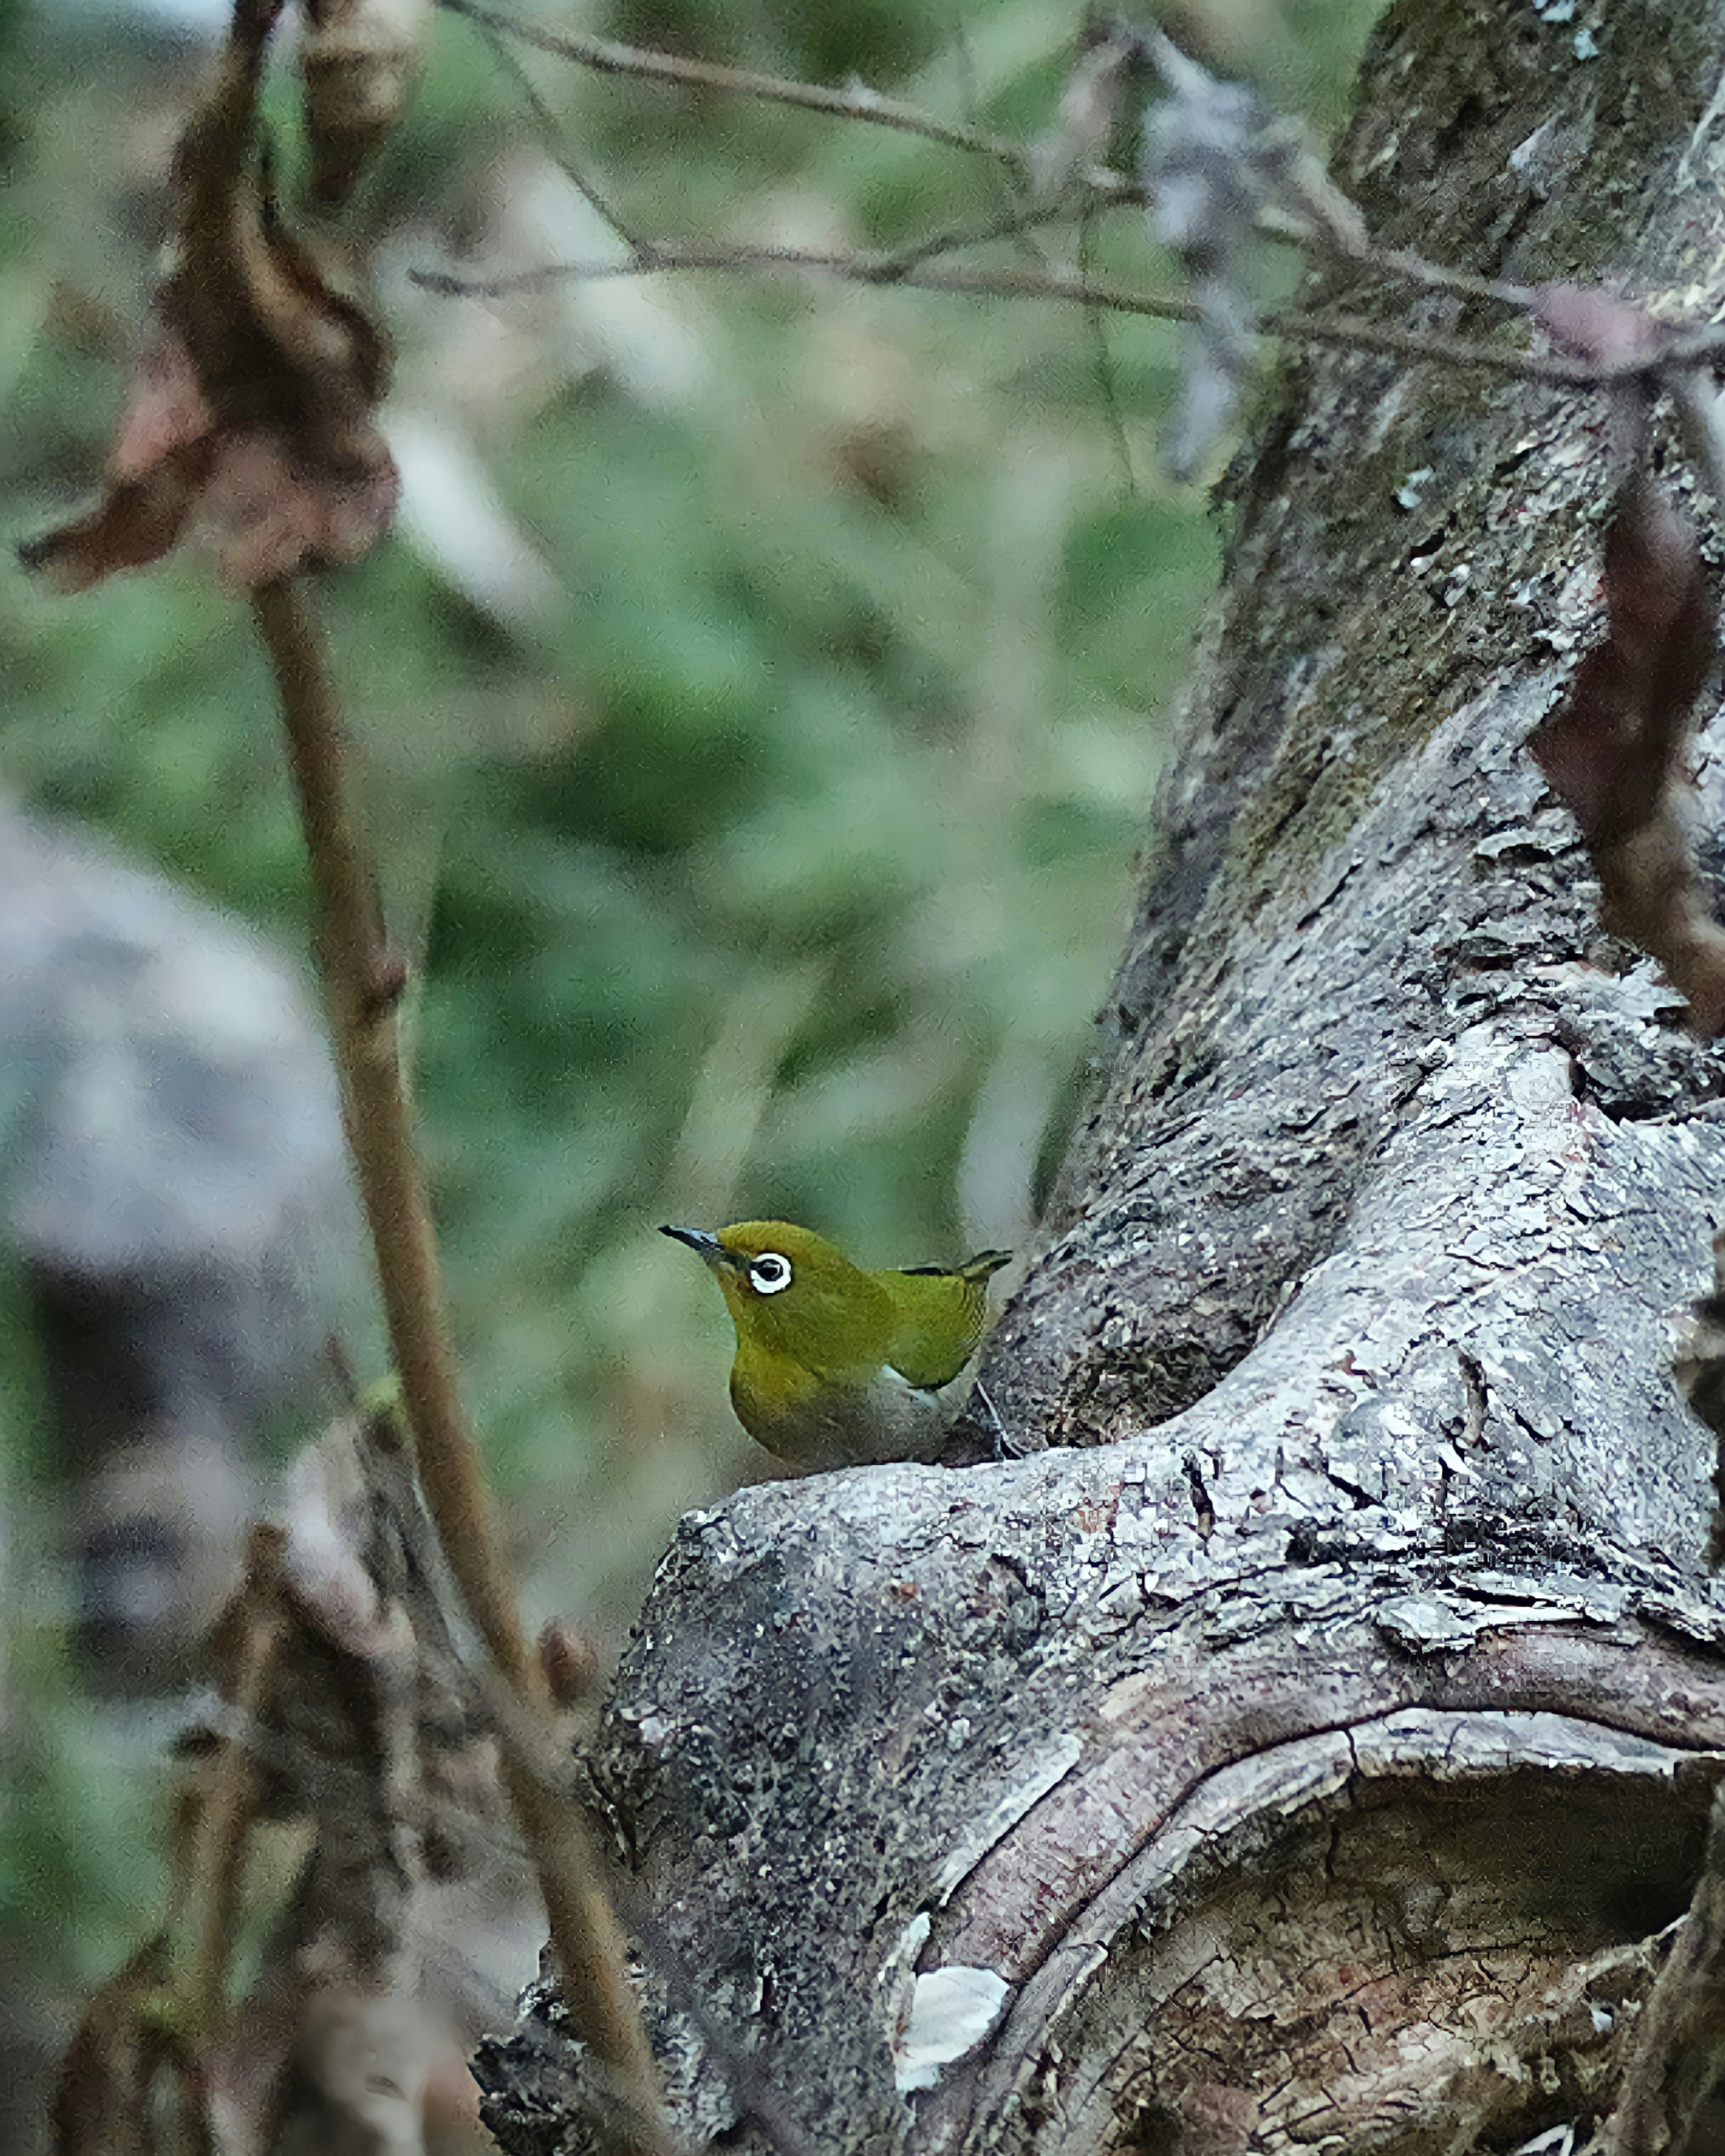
[480,3,1725,2150]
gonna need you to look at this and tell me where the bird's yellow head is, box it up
[659,1219,893,1379]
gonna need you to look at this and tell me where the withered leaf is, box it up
[1530,473,1725,1033]
[300,0,433,206]
[23,0,397,592]
[1675,1229,1725,1565]
[1140,31,1362,479]
[1031,29,1132,197]
[1530,476,1714,841]
[51,1938,174,2156]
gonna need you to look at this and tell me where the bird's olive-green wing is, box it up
[881,1251,1010,1389]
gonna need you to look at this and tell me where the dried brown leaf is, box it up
[21,446,216,594]
[1530,474,1725,1031]
[51,1938,173,2156]
[1678,1230,1725,1568]
[300,0,433,206]
[1595,816,1725,1036]
[539,1618,602,1706]
[1531,477,1714,839]
[23,0,396,592]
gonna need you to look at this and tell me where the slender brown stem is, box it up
[252,574,666,2152]
[253,578,530,1688]
[506,1762,666,2137]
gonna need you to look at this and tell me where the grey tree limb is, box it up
[481,2,1725,2148]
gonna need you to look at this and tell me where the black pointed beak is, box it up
[661,1224,727,1265]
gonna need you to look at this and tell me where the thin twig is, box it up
[252,581,525,1684]
[414,239,1714,386]
[863,201,1069,280]
[1079,200,1136,495]
[405,4,1649,386]
[464,9,645,250]
[439,0,1026,172]
[435,3,1725,401]
[251,574,667,2154]
[411,240,1202,309]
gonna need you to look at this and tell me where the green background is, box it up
[0,0,1381,2110]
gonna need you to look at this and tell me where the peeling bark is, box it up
[480,3,1725,2149]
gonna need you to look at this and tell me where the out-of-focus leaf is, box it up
[1530,471,1725,1032]
[49,1937,172,2156]
[300,0,433,206]
[22,0,396,591]
[1530,476,1714,839]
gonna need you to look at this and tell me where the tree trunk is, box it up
[480,3,1725,2149]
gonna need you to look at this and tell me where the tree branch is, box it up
[463,6,646,251]
[438,0,1029,173]
[413,240,1723,388]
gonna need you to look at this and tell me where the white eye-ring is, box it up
[749,1252,793,1295]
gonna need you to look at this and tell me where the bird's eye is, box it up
[748,1252,793,1295]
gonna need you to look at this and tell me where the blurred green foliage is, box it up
[0,0,1383,2103]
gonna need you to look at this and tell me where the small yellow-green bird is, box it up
[661,1219,1011,1468]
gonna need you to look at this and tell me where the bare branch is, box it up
[411,239,1198,313]
[414,240,1725,391]
[460,6,645,251]
[438,0,1028,173]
